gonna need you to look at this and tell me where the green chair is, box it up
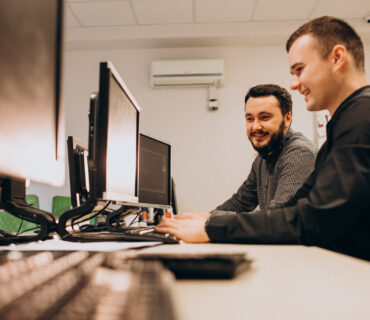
[26,194,40,209]
[51,195,97,225]
[0,194,40,233]
[51,196,72,217]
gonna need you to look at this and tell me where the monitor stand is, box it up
[57,194,98,240]
[0,178,57,244]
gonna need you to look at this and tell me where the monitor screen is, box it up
[0,0,64,186]
[67,136,89,208]
[95,61,141,203]
[138,134,171,206]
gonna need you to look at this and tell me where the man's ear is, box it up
[284,111,292,133]
[331,44,347,71]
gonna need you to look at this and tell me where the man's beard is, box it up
[250,121,286,159]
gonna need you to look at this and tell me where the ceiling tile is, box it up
[69,1,136,27]
[132,0,193,25]
[311,0,370,19]
[253,0,317,21]
[196,0,256,22]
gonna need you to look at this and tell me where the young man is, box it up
[212,84,316,213]
[156,16,370,261]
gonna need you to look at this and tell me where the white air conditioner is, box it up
[151,59,224,88]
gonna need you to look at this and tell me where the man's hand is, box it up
[155,217,210,243]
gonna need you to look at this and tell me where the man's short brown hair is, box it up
[245,84,292,116]
[286,16,365,71]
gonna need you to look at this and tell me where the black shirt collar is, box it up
[328,85,370,130]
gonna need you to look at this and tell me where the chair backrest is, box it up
[52,196,72,217]
[26,194,40,209]
[0,194,39,233]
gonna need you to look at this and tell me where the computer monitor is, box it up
[58,74,141,238]
[67,137,90,208]
[0,0,64,187]
[0,0,64,242]
[138,134,171,207]
[94,61,141,203]
[65,93,98,210]
[88,92,99,172]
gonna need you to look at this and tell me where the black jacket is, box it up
[206,86,370,261]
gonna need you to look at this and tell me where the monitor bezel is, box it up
[138,133,172,207]
[95,61,141,203]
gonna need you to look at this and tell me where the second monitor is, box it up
[67,133,173,210]
[138,134,171,208]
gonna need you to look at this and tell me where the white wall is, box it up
[28,43,370,212]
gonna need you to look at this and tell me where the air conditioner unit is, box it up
[151,59,224,88]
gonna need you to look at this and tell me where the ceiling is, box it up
[65,0,370,50]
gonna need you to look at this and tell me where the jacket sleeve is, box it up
[205,145,370,255]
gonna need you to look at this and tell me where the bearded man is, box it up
[211,84,316,213]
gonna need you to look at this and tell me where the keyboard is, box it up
[0,250,177,320]
[63,228,179,244]
[119,227,179,244]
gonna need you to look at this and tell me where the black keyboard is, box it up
[63,228,179,244]
[0,250,177,320]
[120,227,179,244]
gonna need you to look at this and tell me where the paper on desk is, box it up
[1,239,161,252]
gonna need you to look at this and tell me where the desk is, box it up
[140,244,370,320]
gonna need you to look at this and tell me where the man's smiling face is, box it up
[289,34,338,114]
[245,95,291,154]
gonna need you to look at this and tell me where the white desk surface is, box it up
[140,244,370,320]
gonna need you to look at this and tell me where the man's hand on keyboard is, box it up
[155,216,210,243]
